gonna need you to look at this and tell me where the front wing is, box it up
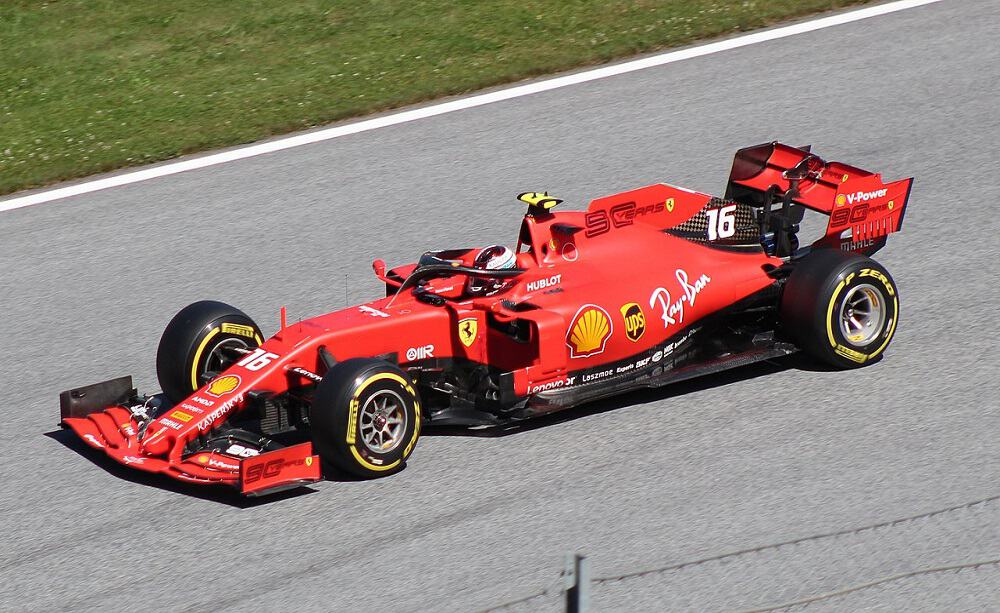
[60,376,321,496]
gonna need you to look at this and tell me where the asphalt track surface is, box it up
[1,1,998,611]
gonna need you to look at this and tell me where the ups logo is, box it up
[620,303,646,342]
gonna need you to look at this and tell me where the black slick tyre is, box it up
[310,358,421,478]
[156,300,263,402]
[780,249,899,369]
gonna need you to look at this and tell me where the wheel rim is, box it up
[359,389,408,454]
[838,283,886,346]
[204,337,250,374]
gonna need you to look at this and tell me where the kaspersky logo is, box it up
[838,188,888,206]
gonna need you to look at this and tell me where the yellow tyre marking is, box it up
[829,272,898,363]
[346,372,418,472]
[350,447,400,472]
[254,334,263,345]
[835,344,868,363]
[403,399,421,458]
[220,322,256,338]
[190,327,221,390]
[346,397,359,445]
[826,279,847,348]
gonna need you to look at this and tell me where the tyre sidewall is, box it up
[156,301,262,402]
[814,260,899,367]
[782,250,900,369]
[311,359,421,478]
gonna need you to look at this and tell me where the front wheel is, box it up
[156,300,263,402]
[780,249,899,369]
[310,358,422,478]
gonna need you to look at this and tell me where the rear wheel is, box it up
[780,249,899,369]
[156,300,263,402]
[310,358,421,478]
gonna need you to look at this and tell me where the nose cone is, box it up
[140,426,172,455]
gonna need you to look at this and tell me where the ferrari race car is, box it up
[60,142,912,496]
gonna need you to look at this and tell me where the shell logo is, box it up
[835,194,847,207]
[207,374,241,397]
[567,304,613,358]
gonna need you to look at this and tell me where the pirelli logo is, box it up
[221,323,257,338]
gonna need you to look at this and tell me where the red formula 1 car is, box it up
[60,142,912,496]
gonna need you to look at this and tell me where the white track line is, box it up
[0,0,943,213]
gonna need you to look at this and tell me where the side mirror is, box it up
[372,259,387,278]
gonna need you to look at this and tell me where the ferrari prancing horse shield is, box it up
[458,317,478,347]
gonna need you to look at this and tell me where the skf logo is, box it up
[620,303,646,342]
[405,344,434,361]
[207,374,241,397]
[458,318,478,348]
[566,305,613,358]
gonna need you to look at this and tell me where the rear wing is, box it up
[725,142,912,255]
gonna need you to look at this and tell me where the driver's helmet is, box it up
[467,244,516,295]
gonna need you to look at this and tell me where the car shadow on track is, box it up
[425,353,842,439]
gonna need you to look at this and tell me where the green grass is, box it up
[0,0,870,195]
